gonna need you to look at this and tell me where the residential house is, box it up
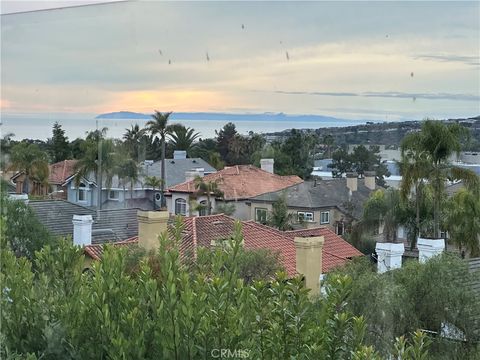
[11,159,78,197]
[249,172,378,235]
[66,153,216,210]
[165,160,302,219]
[81,211,363,294]
[29,199,139,243]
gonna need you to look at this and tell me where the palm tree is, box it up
[444,185,480,257]
[399,142,430,249]
[401,120,478,238]
[194,176,223,215]
[115,158,139,207]
[169,124,200,154]
[9,143,49,194]
[123,124,146,161]
[146,111,172,207]
[145,175,162,210]
[74,136,116,210]
[267,195,295,230]
[362,188,407,243]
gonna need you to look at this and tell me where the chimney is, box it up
[375,242,404,273]
[294,236,324,296]
[137,210,169,251]
[8,193,29,205]
[72,215,93,246]
[417,237,445,263]
[260,158,274,174]
[364,171,376,190]
[174,150,187,159]
[185,170,198,183]
[346,172,358,192]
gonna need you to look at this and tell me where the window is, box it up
[78,183,86,202]
[336,222,344,236]
[199,200,207,216]
[175,198,187,215]
[297,211,314,222]
[320,211,330,224]
[108,190,119,200]
[255,208,267,224]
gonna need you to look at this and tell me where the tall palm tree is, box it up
[169,124,200,154]
[194,176,223,215]
[444,185,480,257]
[123,124,146,161]
[401,120,478,238]
[145,175,162,210]
[9,143,49,194]
[115,158,139,207]
[74,137,116,210]
[146,111,172,208]
[399,142,430,249]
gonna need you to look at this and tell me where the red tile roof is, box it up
[49,160,78,185]
[84,236,138,261]
[166,165,302,200]
[285,228,363,272]
[84,215,362,276]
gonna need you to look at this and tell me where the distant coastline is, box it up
[96,111,372,124]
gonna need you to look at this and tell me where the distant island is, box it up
[96,111,367,123]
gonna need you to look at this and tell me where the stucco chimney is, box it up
[417,237,445,263]
[346,172,358,192]
[294,236,324,295]
[364,171,376,190]
[137,210,169,251]
[174,150,187,159]
[72,215,93,247]
[375,242,404,273]
[185,170,198,183]
[260,158,274,174]
[8,193,29,205]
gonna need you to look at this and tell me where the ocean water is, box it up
[1,113,361,141]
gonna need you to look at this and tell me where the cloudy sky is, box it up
[1,1,479,121]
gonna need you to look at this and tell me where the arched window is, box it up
[175,198,187,215]
[199,200,207,216]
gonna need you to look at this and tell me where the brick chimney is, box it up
[294,236,324,295]
[137,210,169,251]
[364,171,376,190]
[375,242,404,273]
[346,172,358,192]
[260,158,274,174]
[72,215,93,246]
[417,237,445,263]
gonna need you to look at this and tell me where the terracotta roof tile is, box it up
[84,236,138,261]
[167,165,302,200]
[49,160,78,185]
[285,228,363,272]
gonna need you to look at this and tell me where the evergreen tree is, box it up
[48,122,70,162]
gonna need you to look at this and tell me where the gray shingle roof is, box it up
[70,158,216,189]
[29,200,138,244]
[250,178,377,219]
[469,257,480,296]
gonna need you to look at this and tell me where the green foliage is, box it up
[329,145,391,186]
[122,124,146,162]
[1,194,54,259]
[212,202,236,216]
[267,194,295,230]
[0,217,431,359]
[48,122,70,163]
[335,254,480,359]
[169,124,200,154]
[9,142,49,194]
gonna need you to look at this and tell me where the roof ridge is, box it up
[192,216,198,260]
[243,221,292,241]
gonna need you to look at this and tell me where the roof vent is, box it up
[212,220,224,225]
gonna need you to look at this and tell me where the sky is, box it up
[1,1,479,122]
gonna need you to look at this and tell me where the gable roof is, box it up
[250,178,377,219]
[84,213,363,275]
[64,158,216,189]
[29,200,139,244]
[285,227,363,272]
[84,236,138,261]
[49,160,78,185]
[167,165,303,200]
